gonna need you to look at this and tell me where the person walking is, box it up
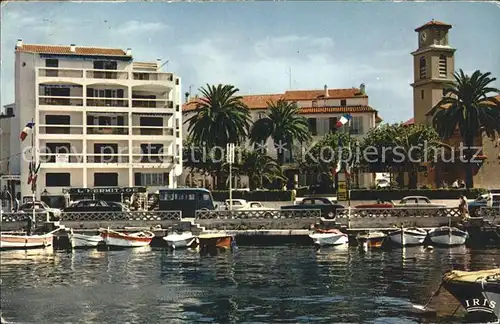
[458,195,469,220]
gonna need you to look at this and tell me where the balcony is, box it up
[131,127,174,136]
[132,154,175,164]
[39,124,84,135]
[131,99,174,109]
[87,126,129,135]
[86,69,129,80]
[87,98,128,107]
[39,96,83,106]
[132,72,174,81]
[40,154,83,164]
[86,155,130,163]
[39,68,84,78]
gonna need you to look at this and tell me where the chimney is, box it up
[360,83,366,95]
[324,84,328,97]
[156,58,162,69]
[126,48,132,56]
[16,39,23,49]
[184,92,190,103]
[70,44,76,52]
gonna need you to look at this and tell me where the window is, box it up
[141,144,164,162]
[421,90,425,100]
[45,115,70,134]
[94,173,118,186]
[329,117,338,132]
[340,99,347,106]
[93,143,118,163]
[316,118,330,136]
[136,173,168,186]
[93,61,117,79]
[45,59,58,77]
[46,173,70,187]
[44,143,71,163]
[312,100,317,107]
[350,116,364,135]
[419,57,427,79]
[438,55,447,78]
[140,117,163,135]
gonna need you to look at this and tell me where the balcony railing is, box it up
[132,155,175,163]
[39,96,83,106]
[86,155,130,163]
[132,72,174,81]
[39,124,84,135]
[131,99,174,109]
[37,67,174,83]
[40,154,83,164]
[131,127,174,136]
[86,98,128,107]
[87,126,129,135]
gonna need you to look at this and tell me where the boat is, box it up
[428,226,468,246]
[99,228,154,248]
[309,228,348,247]
[442,269,500,323]
[67,229,102,248]
[0,227,60,250]
[356,231,386,248]
[198,232,234,251]
[387,227,428,246]
[163,231,197,249]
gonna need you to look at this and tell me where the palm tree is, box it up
[249,99,311,165]
[185,84,251,189]
[432,69,500,188]
[185,84,251,148]
[239,151,285,190]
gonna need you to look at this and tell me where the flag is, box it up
[20,122,35,142]
[335,114,352,129]
[27,162,41,185]
[332,137,343,176]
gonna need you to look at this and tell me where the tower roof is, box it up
[415,20,452,32]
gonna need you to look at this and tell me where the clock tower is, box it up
[411,20,456,126]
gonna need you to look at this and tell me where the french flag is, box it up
[20,122,35,142]
[336,114,352,128]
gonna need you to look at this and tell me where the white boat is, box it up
[0,228,60,250]
[309,229,348,246]
[356,231,387,248]
[428,227,468,246]
[100,228,154,248]
[163,231,197,249]
[387,227,428,246]
[67,229,102,248]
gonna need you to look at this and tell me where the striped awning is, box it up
[132,112,172,117]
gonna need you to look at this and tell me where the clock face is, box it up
[420,31,427,42]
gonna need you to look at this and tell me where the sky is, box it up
[1,1,499,123]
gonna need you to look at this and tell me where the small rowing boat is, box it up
[100,228,154,248]
[67,229,102,248]
[0,227,60,250]
[309,229,348,247]
[356,231,386,248]
[428,226,468,246]
[387,227,428,246]
[198,232,234,250]
[163,231,197,249]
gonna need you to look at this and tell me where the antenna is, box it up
[159,59,170,71]
[289,67,292,90]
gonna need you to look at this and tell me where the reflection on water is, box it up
[1,245,500,323]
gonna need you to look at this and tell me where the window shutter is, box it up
[163,173,169,185]
[134,173,142,186]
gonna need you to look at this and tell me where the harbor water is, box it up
[1,245,499,323]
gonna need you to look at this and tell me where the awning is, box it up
[132,112,172,117]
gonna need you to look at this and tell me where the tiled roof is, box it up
[298,106,376,114]
[283,88,365,101]
[403,117,415,126]
[415,20,452,32]
[182,94,283,112]
[16,44,129,56]
[375,115,383,123]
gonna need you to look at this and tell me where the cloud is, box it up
[115,20,168,34]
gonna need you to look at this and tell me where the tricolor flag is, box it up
[20,122,35,142]
[27,162,41,185]
[335,114,352,129]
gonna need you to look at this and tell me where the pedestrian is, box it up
[458,195,469,220]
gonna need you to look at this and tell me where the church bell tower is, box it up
[411,20,456,126]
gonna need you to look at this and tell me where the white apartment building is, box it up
[181,85,382,188]
[14,40,183,204]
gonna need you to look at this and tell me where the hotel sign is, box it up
[69,187,147,195]
[337,181,347,201]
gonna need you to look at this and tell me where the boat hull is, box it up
[442,269,500,323]
[387,228,427,246]
[163,233,196,249]
[357,232,386,248]
[429,227,468,246]
[198,235,233,250]
[0,234,53,250]
[101,231,153,248]
[309,233,348,246]
[69,233,102,248]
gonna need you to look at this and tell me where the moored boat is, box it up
[67,229,103,248]
[163,231,197,249]
[442,269,500,323]
[309,229,348,247]
[387,227,427,246]
[428,226,468,246]
[100,228,154,248]
[198,232,234,251]
[0,227,60,250]
[356,231,386,248]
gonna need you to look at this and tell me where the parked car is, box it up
[107,201,130,212]
[394,196,447,208]
[17,201,62,220]
[468,193,500,216]
[63,200,122,212]
[281,197,344,219]
[376,179,391,189]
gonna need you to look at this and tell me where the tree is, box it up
[432,69,500,188]
[184,84,252,189]
[239,151,285,190]
[360,123,441,189]
[249,99,311,165]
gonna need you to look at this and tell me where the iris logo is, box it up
[465,298,496,313]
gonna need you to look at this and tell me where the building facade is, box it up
[14,40,183,204]
[182,85,382,189]
[411,21,500,189]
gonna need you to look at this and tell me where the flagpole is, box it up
[347,118,352,208]
[30,117,37,226]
